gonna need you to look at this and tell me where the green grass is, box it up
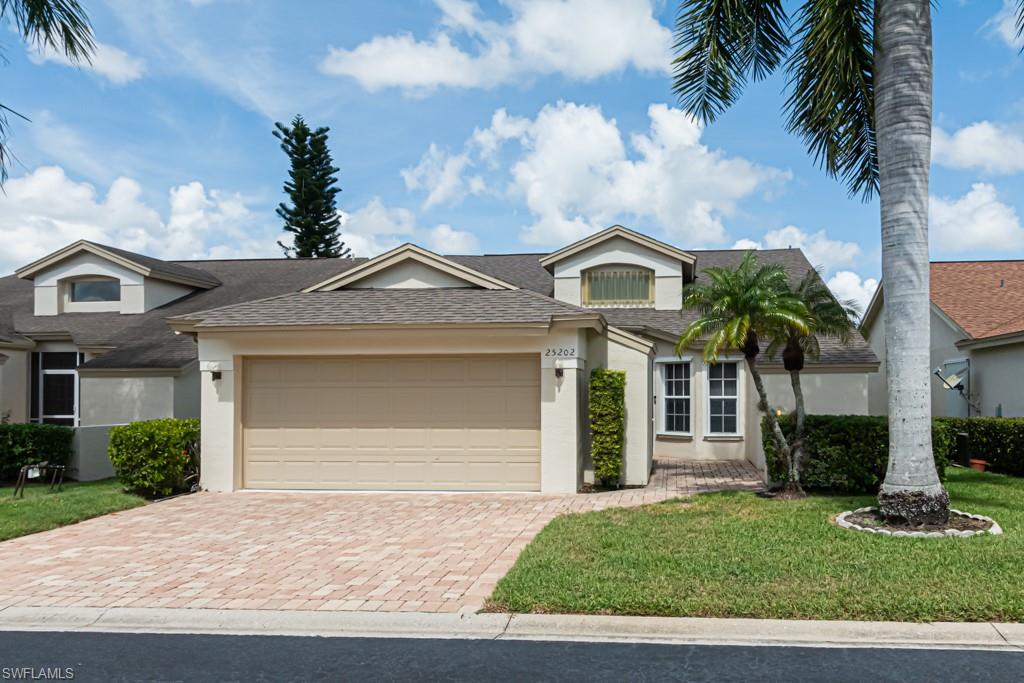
[488,469,1024,622]
[0,479,146,542]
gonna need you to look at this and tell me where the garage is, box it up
[241,355,541,491]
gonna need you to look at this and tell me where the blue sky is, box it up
[3,0,1024,310]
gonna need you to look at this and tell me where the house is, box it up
[863,259,1024,419]
[0,226,878,492]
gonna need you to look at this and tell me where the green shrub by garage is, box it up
[589,368,626,486]
[763,414,952,494]
[108,418,200,497]
[935,416,1024,477]
[0,423,74,481]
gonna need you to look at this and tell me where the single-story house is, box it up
[863,259,1024,418]
[0,226,878,492]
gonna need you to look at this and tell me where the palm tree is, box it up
[672,0,1024,525]
[676,251,809,476]
[1,0,95,183]
[767,269,860,497]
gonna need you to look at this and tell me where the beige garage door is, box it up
[242,355,541,491]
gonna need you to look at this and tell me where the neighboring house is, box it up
[0,226,877,492]
[863,260,1024,420]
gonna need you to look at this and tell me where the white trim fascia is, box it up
[539,225,696,271]
[859,282,885,334]
[607,325,656,355]
[931,302,972,341]
[956,330,1024,351]
[303,244,518,292]
[15,240,218,289]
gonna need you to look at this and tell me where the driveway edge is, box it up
[0,607,1020,650]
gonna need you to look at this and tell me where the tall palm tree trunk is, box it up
[875,0,949,524]
[747,356,793,482]
[788,370,806,491]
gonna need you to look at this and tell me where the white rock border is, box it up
[835,507,1003,538]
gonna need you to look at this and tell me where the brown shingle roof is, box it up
[931,261,1024,340]
[172,288,597,328]
[0,244,877,368]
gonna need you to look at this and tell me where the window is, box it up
[662,362,691,434]
[70,278,120,302]
[707,362,739,434]
[30,352,81,426]
[582,267,653,306]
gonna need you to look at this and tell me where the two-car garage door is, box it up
[241,355,541,491]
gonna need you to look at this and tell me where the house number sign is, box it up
[545,347,576,358]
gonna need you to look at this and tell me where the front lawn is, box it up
[488,469,1022,622]
[0,479,145,542]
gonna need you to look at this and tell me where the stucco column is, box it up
[540,357,582,493]
[199,359,235,492]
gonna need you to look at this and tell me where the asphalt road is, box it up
[0,631,1021,682]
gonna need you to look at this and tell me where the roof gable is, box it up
[15,240,220,289]
[539,225,696,274]
[304,244,518,292]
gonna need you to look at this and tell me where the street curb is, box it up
[0,606,1021,651]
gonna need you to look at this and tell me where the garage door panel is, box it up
[243,355,541,491]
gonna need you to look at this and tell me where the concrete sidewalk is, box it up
[0,606,1022,651]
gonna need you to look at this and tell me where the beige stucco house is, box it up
[863,259,1024,419]
[0,226,877,492]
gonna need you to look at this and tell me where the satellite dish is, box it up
[943,373,963,390]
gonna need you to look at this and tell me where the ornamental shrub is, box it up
[935,417,1024,477]
[108,418,200,497]
[763,414,951,494]
[589,368,626,486]
[0,423,74,481]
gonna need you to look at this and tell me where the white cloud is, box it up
[401,144,476,209]
[320,0,671,94]
[404,102,786,246]
[930,183,1024,251]
[338,196,481,257]
[988,0,1023,49]
[0,166,280,275]
[932,122,1024,174]
[731,225,861,273]
[427,224,480,253]
[28,41,145,85]
[827,271,878,315]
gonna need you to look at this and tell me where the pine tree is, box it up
[274,115,352,258]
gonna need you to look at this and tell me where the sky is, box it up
[3,0,1024,312]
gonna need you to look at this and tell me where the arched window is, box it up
[68,277,120,303]
[582,266,654,307]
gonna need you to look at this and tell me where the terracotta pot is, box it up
[969,459,988,473]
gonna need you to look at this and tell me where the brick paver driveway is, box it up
[0,460,760,614]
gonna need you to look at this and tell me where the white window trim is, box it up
[34,352,81,426]
[61,276,122,313]
[655,356,693,437]
[705,359,742,437]
[581,264,655,308]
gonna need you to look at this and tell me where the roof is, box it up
[931,261,1024,341]
[538,225,696,274]
[0,238,877,369]
[303,243,518,292]
[592,248,877,366]
[15,240,221,289]
[170,289,599,329]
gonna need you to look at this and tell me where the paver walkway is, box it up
[0,459,761,614]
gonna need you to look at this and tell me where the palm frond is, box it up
[672,0,790,122]
[784,0,877,199]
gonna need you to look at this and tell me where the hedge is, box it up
[108,418,200,497]
[0,423,74,481]
[935,417,1024,477]
[763,414,952,494]
[589,368,626,486]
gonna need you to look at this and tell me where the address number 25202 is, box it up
[545,347,576,357]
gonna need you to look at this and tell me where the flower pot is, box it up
[969,458,988,473]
